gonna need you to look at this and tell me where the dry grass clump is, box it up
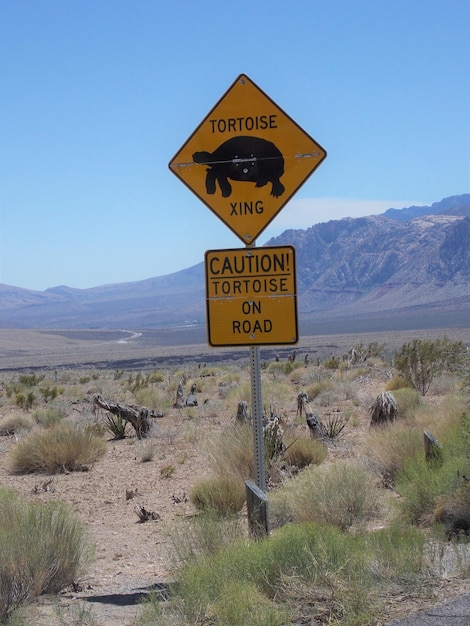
[190,476,246,515]
[33,404,67,428]
[271,461,380,531]
[365,423,423,484]
[283,436,327,469]
[0,413,33,436]
[9,421,106,474]
[167,511,247,569]
[0,488,92,621]
[304,379,332,400]
[206,423,254,482]
[393,387,422,418]
[385,376,410,391]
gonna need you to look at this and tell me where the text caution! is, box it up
[205,246,298,347]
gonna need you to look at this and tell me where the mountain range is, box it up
[1,194,469,335]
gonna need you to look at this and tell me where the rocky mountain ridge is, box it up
[1,195,469,332]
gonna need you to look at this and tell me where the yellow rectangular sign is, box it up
[205,246,298,347]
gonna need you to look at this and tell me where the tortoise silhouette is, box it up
[193,136,285,198]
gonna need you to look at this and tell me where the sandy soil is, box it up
[0,399,217,625]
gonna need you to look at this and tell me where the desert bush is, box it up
[385,376,410,391]
[431,373,459,396]
[395,453,465,525]
[15,391,36,411]
[393,387,422,418]
[314,387,349,407]
[166,521,430,626]
[168,510,246,566]
[323,356,340,370]
[206,423,254,482]
[132,386,166,411]
[226,379,292,411]
[160,464,175,477]
[365,423,423,484]
[9,421,106,474]
[211,580,289,626]
[266,361,286,379]
[0,413,33,436]
[283,436,327,469]
[272,461,380,531]
[39,385,63,403]
[0,488,92,621]
[366,523,428,586]
[395,410,470,525]
[33,404,66,428]
[304,379,332,400]
[394,337,465,396]
[190,476,245,515]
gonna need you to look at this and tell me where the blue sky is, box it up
[1,0,469,291]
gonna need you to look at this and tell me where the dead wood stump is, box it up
[93,394,152,438]
[369,391,398,427]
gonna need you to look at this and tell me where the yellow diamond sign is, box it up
[169,74,326,244]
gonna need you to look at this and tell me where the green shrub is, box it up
[395,413,470,525]
[395,453,466,525]
[33,405,66,428]
[0,488,92,621]
[393,387,422,419]
[211,580,289,626]
[394,337,465,396]
[168,521,430,626]
[145,511,442,626]
[15,391,35,411]
[190,476,245,515]
[9,421,106,474]
[366,523,427,586]
[18,374,45,387]
[39,385,62,402]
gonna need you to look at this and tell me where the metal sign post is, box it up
[169,73,327,538]
[250,344,266,492]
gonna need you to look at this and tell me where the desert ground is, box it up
[0,326,469,625]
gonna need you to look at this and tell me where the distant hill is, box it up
[1,195,469,333]
[382,194,470,222]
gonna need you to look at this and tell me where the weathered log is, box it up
[306,412,327,439]
[93,393,162,438]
